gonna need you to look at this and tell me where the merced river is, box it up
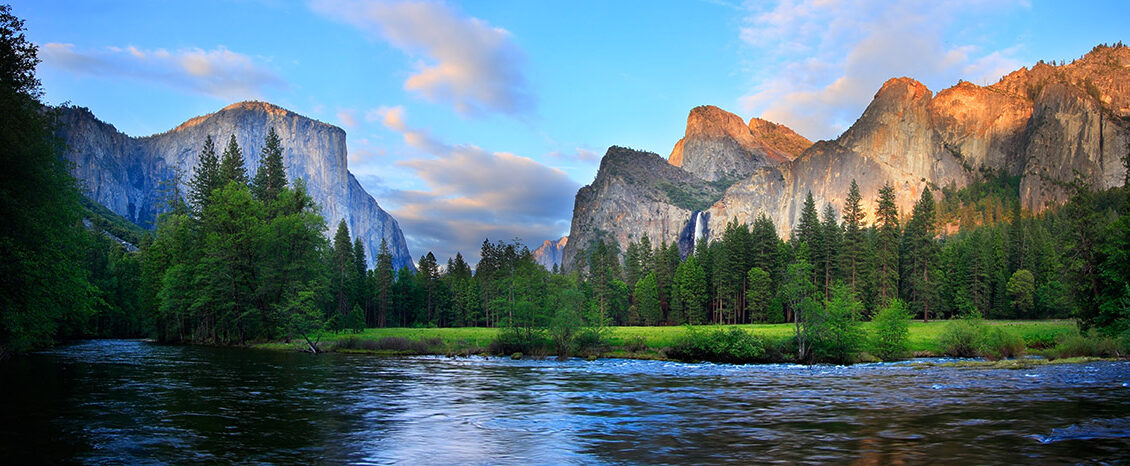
[1,340,1128,463]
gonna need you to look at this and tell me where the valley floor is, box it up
[253,320,1087,363]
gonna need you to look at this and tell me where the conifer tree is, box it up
[902,187,938,321]
[374,238,394,327]
[218,134,248,186]
[795,192,822,289]
[331,220,353,323]
[874,183,901,304]
[188,135,220,214]
[840,180,866,293]
[820,203,841,299]
[671,254,707,324]
[252,127,287,202]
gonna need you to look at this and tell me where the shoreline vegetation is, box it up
[248,319,1128,367]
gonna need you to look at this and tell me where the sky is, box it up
[14,0,1129,265]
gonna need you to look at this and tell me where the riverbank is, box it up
[249,319,1124,364]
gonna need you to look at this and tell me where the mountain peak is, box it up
[668,105,802,182]
[172,101,336,134]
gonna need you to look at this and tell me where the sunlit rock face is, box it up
[561,146,724,271]
[533,236,568,270]
[56,101,415,271]
[668,105,808,182]
[567,45,1130,264]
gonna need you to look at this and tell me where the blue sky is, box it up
[14,0,1129,264]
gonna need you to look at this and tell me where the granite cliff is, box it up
[564,44,1130,269]
[532,236,568,270]
[56,101,415,271]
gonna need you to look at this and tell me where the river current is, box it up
[1,340,1128,463]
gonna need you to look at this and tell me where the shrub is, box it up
[624,335,647,352]
[1050,332,1127,359]
[871,299,911,361]
[940,317,984,357]
[667,327,766,364]
[809,285,865,364]
[981,327,1025,360]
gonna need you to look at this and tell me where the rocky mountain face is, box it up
[56,101,415,271]
[564,45,1130,269]
[668,105,808,182]
[532,236,568,270]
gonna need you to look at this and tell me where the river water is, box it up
[1,340,1128,463]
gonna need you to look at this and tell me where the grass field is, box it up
[255,319,1081,358]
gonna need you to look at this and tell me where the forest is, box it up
[1,5,1128,362]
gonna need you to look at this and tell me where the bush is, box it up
[488,328,547,356]
[667,327,766,364]
[624,335,647,352]
[809,285,865,364]
[981,327,1025,360]
[871,299,911,361]
[940,317,984,358]
[1050,332,1127,359]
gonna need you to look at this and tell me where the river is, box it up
[1,340,1127,463]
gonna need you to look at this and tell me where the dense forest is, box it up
[1,5,1128,360]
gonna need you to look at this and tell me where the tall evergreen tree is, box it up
[374,238,394,327]
[351,237,369,326]
[840,180,866,293]
[417,252,440,325]
[873,183,901,304]
[820,203,841,299]
[671,254,707,324]
[188,135,220,214]
[330,220,354,324]
[902,187,939,321]
[795,191,822,290]
[218,134,248,186]
[252,127,287,202]
[634,272,661,325]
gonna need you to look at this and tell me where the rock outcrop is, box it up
[56,101,415,271]
[565,44,1130,268]
[532,236,568,270]
[668,105,809,182]
[561,146,726,271]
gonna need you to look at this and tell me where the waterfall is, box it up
[693,211,706,249]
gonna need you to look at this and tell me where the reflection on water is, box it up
[1,340,1128,463]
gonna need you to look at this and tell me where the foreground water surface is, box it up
[1,340,1128,463]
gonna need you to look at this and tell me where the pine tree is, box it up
[902,187,938,321]
[218,134,248,186]
[330,220,353,323]
[188,135,220,214]
[746,266,771,322]
[374,238,394,327]
[417,252,439,325]
[795,191,822,290]
[840,180,865,293]
[874,183,900,304]
[351,237,369,326]
[634,272,661,326]
[820,203,841,299]
[671,254,707,324]
[252,127,287,202]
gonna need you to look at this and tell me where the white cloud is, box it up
[310,0,533,117]
[372,107,577,264]
[39,43,285,100]
[738,0,1027,141]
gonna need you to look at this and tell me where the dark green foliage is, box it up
[746,267,771,322]
[873,183,900,304]
[667,327,767,364]
[871,299,910,360]
[901,187,938,321]
[809,284,865,364]
[840,180,866,294]
[633,272,660,325]
[671,254,707,324]
[251,127,287,202]
[188,135,220,214]
[1007,269,1035,316]
[0,6,93,356]
[218,134,248,186]
[939,316,985,357]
